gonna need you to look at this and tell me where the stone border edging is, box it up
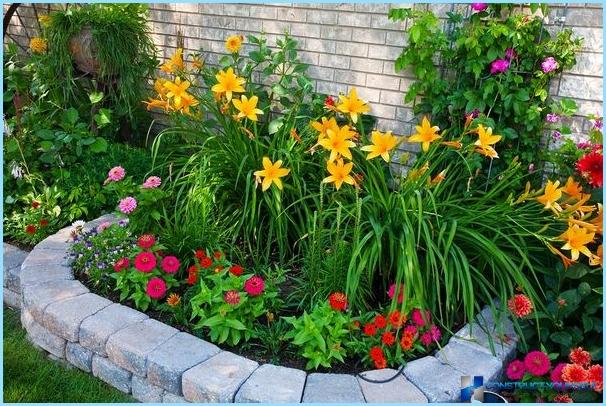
[17,214,517,403]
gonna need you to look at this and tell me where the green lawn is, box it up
[3,306,135,403]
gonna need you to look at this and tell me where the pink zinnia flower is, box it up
[134,252,157,272]
[420,331,432,346]
[161,256,180,274]
[404,325,417,336]
[108,166,125,182]
[429,324,441,342]
[507,359,526,380]
[146,277,167,299]
[388,283,405,303]
[244,276,265,296]
[142,176,162,189]
[471,3,488,12]
[224,290,240,305]
[138,234,156,249]
[490,58,510,74]
[113,257,130,272]
[524,350,552,376]
[541,57,559,73]
[96,221,112,233]
[411,308,431,327]
[119,196,137,214]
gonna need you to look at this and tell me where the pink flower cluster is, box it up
[541,57,559,73]
[143,176,162,189]
[107,166,125,182]
[119,196,137,214]
[507,350,552,380]
[490,59,510,75]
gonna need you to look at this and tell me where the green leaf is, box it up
[550,331,572,347]
[89,91,104,104]
[35,129,55,140]
[63,108,79,126]
[5,138,19,153]
[225,319,247,330]
[39,141,54,152]
[94,108,112,128]
[89,137,108,153]
[268,118,283,135]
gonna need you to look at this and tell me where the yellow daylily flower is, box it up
[160,48,184,73]
[323,159,355,190]
[562,176,584,201]
[191,56,204,70]
[29,37,47,54]
[253,157,290,191]
[225,34,244,53]
[154,78,169,98]
[536,180,562,211]
[311,117,339,141]
[337,88,370,123]
[474,125,502,158]
[232,95,263,121]
[589,244,603,267]
[442,140,462,149]
[547,242,575,269]
[179,94,199,115]
[408,116,441,152]
[211,67,246,101]
[431,170,447,185]
[591,203,603,235]
[558,224,595,261]
[360,130,399,162]
[407,161,430,181]
[164,77,192,109]
[318,125,357,161]
[143,98,170,112]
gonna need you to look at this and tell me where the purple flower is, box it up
[577,141,593,149]
[490,59,510,74]
[471,3,488,12]
[118,219,128,227]
[528,163,535,173]
[541,57,558,73]
[466,109,480,119]
[505,48,517,60]
[552,131,561,140]
[593,117,603,130]
[546,113,560,123]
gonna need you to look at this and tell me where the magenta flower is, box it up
[429,324,441,341]
[593,117,603,130]
[119,196,137,214]
[506,359,526,380]
[541,57,558,73]
[420,331,432,346]
[505,48,517,60]
[552,131,561,140]
[142,176,162,189]
[161,256,180,274]
[490,59,510,74]
[411,308,431,327]
[146,277,167,299]
[387,283,405,303]
[546,113,560,123]
[134,252,157,273]
[471,3,488,12]
[107,166,125,182]
[244,275,265,296]
[524,350,551,376]
[404,325,418,336]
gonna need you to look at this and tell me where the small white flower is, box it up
[72,220,86,228]
[10,161,23,179]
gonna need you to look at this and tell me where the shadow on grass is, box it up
[3,306,135,403]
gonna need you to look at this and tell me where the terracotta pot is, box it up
[68,26,100,75]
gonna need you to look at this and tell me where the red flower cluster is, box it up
[576,149,603,188]
[137,234,156,249]
[31,200,40,209]
[113,257,130,272]
[507,294,533,318]
[328,292,348,312]
[369,346,386,369]
[187,265,199,285]
[25,224,37,235]
[39,219,49,227]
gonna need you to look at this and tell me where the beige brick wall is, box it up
[5,3,603,154]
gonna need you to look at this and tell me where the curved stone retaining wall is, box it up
[17,214,517,403]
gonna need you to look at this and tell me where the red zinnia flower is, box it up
[587,364,603,392]
[374,356,387,369]
[244,276,265,296]
[137,234,156,249]
[374,314,387,329]
[553,394,573,403]
[576,151,603,188]
[324,95,335,107]
[524,350,551,376]
[200,256,213,268]
[363,323,377,336]
[224,290,240,305]
[134,252,157,272]
[113,257,130,272]
[352,320,361,329]
[400,331,414,351]
[411,308,431,327]
[187,272,198,285]
[229,264,244,276]
[213,251,223,260]
[31,201,40,209]
[562,363,588,383]
[161,256,180,274]
[25,224,37,234]
[569,347,592,367]
[146,277,167,299]
[39,219,49,227]
[381,331,396,346]
[506,359,526,380]
[388,310,406,329]
[369,346,384,361]
[195,249,206,260]
[328,292,348,312]
[507,294,533,318]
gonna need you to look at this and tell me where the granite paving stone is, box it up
[106,318,179,376]
[66,341,94,372]
[92,355,133,394]
[182,351,258,403]
[21,247,71,271]
[162,392,187,403]
[22,279,89,321]
[302,373,365,403]
[132,375,165,403]
[435,340,503,382]
[20,263,74,287]
[450,322,516,362]
[43,293,112,341]
[357,368,428,403]
[235,364,307,403]
[3,243,29,271]
[403,356,462,402]
[147,332,221,395]
[21,308,66,358]
[79,303,148,356]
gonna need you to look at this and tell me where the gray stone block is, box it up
[84,213,120,231]
[132,375,165,403]
[403,356,461,402]
[35,232,71,251]
[162,392,187,403]
[21,247,71,272]
[106,318,179,376]
[43,293,112,341]
[357,368,428,403]
[20,263,74,287]
[450,322,516,363]
[302,373,365,403]
[22,279,88,320]
[4,288,21,309]
[3,243,28,272]
[147,332,220,395]
[66,341,94,372]
[235,364,306,403]
[79,303,148,357]
[21,308,66,358]
[182,351,258,403]
[435,340,503,382]
[4,253,23,292]
[92,355,133,394]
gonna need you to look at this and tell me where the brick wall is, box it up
[5,3,603,158]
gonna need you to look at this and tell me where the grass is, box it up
[3,306,135,403]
